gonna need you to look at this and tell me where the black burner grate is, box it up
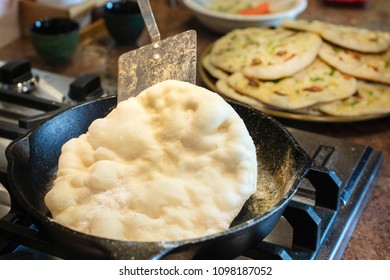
[0,86,384,260]
[242,129,384,260]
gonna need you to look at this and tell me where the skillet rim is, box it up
[5,95,312,255]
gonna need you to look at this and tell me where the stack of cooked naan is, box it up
[203,19,390,118]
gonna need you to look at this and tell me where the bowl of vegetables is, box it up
[183,0,307,33]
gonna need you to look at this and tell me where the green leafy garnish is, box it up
[328,68,336,76]
[384,59,390,68]
[310,77,324,82]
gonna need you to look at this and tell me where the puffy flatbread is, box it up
[319,42,390,85]
[318,80,390,116]
[226,59,357,110]
[209,27,322,80]
[44,80,258,242]
[282,19,390,53]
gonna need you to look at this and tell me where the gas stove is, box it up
[0,59,384,260]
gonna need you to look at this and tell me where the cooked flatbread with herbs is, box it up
[226,59,357,110]
[216,79,268,109]
[216,79,323,116]
[319,42,390,85]
[282,19,390,53]
[202,54,229,80]
[209,27,322,80]
[318,80,390,116]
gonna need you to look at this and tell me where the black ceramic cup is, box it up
[29,18,80,66]
[102,1,145,45]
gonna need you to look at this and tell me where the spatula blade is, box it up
[118,30,197,103]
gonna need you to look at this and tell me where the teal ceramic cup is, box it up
[102,1,145,45]
[29,18,80,66]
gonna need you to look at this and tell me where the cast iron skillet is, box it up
[4,95,312,259]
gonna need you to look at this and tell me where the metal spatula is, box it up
[117,0,197,103]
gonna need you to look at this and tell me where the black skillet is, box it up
[3,95,312,259]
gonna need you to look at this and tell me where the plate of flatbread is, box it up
[200,21,390,122]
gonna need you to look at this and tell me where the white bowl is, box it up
[183,0,307,33]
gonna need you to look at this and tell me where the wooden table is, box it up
[0,0,388,259]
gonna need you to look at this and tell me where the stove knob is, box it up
[0,58,39,93]
[0,58,33,83]
[68,73,104,102]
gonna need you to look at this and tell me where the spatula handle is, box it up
[137,0,161,44]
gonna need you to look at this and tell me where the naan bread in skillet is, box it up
[45,80,257,242]
[209,27,322,80]
[282,19,390,53]
[226,59,357,110]
[318,80,390,116]
[319,42,390,85]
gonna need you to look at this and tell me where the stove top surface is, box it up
[0,60,384,260]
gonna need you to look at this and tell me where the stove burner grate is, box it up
[0,139,383,260]
[0,64,384,259]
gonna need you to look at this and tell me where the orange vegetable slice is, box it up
[238,2,270,15]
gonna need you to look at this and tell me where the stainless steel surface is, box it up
[0,75,39,94]
[0,61,73,218]
[0,61,73,103]
[117,1,197,102]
